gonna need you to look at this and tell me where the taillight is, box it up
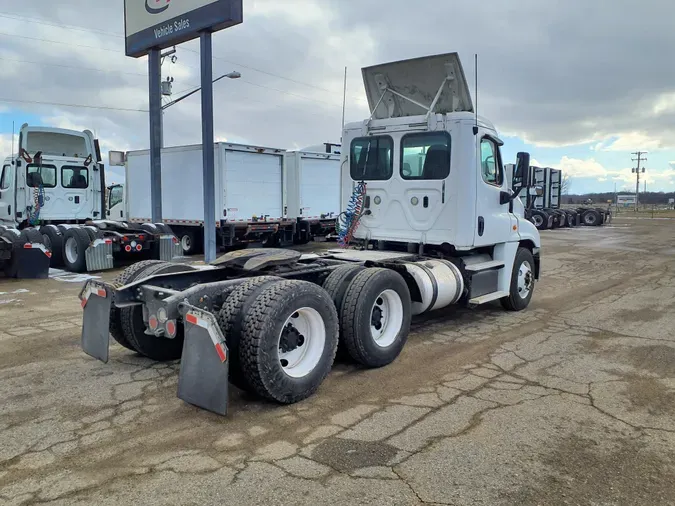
[165,320,177,338]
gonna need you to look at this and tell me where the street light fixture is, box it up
[160,71,240,147]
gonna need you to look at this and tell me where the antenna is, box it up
[474,53,478,131]
[340,66,347,143]
[11,121,15,162]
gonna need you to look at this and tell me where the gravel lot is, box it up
[1,218,674,505]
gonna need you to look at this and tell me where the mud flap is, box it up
[14,243,51,279]
[159,234,181,261]
[80,280,113,363]
[177,305,229,416]
[85,239,114,272]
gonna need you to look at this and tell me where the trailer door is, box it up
[224,150,283,221]
[299,155,340,218]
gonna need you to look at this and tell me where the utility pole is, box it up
[631,151,647,211]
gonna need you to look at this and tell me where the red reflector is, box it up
[125,245,132,252]
[136,244,142,251]
[148,315,158,330]
[45,251,52,258]
[172,237,178,244]
[96,289,106,297]
[166,320,177,337]
[215,343,227,362]
[81,298,87,309]
[139,234,146,240]
[23,243,32,249]
[104,239,112,244]
[186,313,198,325]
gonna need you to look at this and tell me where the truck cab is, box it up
[341,53,540,257]
[0,124,105,228]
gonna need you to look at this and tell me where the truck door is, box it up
[473,135,513,247]
[59,165,90,219]
[0,163,15,223]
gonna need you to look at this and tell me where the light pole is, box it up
[160,71,241,146]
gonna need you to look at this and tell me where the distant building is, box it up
[616,194,637,207]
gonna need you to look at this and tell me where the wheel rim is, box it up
[181,235,191,252]
[517,260,534,299]
[370,289,404,348]
[278,307,326,378]
[65,236,78,264]
[584,214,595,225]
[532,215,543,227]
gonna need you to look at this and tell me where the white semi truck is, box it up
[108,142,342,254]
[79,52,541,417]
[0,124,179,276]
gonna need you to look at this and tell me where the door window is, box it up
[350,136,393,181]
[109,185,123,209]
[27,164,57,188]
[480,138,503,186]
[0,165,10,190]
[61,166,89,189]
[400,132,451,180]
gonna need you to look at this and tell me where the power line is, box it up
[0,97,147,113]
[0,31,121,54]
[0,55,147,79]
[0,12,366,103]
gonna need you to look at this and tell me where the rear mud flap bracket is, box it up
[159,235,182,261]
[177,304,229,416]
[80,281,113,363]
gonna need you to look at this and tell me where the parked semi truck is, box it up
[79,52,541,416]
[0,124,179,276]
[108,142,342,255]
[506,165,611,230]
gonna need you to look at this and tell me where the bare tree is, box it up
[561,173,572,195]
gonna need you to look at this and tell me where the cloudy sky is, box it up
[0,0,674,193]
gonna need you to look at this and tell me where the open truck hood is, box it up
[362,52,474,120]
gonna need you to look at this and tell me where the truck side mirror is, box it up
[514,152,531,189]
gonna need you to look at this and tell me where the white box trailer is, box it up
[118,142,341,254]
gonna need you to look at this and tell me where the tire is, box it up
[23,227,44,244]
[61,227,91,273]
[322,264,366,358]
[41,225,64,267]
[216,275,282,392]
[178,228,199,255]
[340,268,412,368]
[501,247,536,311]
[239,280,339,404]
[530,210,547,230]
[582,210,600,226]
[109,260,167,351]
[119,262,197,361]
[1,229,25,277]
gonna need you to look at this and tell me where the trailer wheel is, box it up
[340,268,412,368]
[40,225,64,267]
[109,260,167,351]
[530,210,548,230]
[582,210,600,226]
[501,247,535,311]
[177,229,200,255]
[119,262,197,361]
[240,280,338,403]
[216,275,282,392]
[62,227,91,273]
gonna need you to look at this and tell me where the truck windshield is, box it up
[350,136,393,181]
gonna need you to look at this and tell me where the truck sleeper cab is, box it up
[79,52,541,417]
